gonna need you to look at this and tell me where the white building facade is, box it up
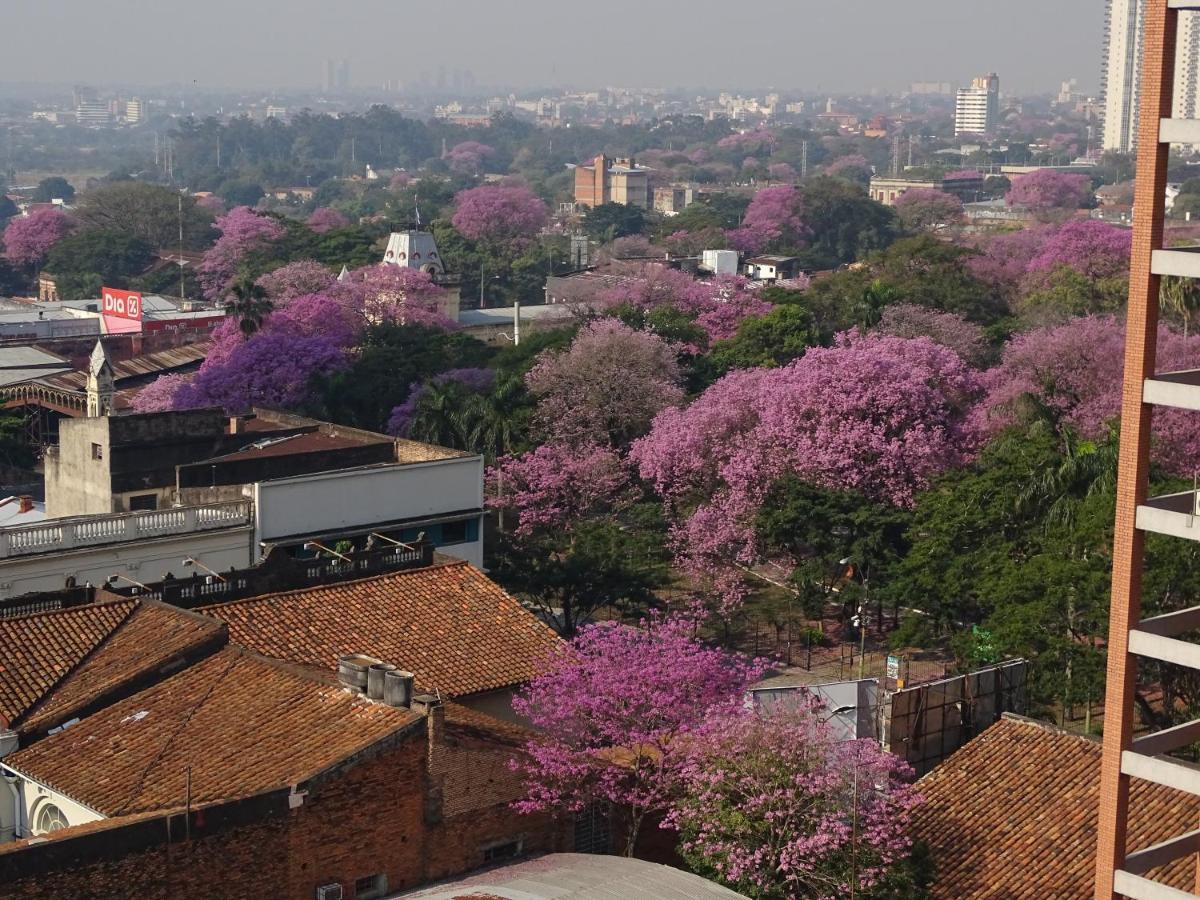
[1101,0,1200,152]
[954,74,1000,137]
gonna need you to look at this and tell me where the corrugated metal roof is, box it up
[396,853,748,899]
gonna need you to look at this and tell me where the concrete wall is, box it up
[0,526,254,600]
[43,418,111,518]
[253,458,484,557]
[4,774,104,840]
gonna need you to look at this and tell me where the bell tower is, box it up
[86,340,114,418]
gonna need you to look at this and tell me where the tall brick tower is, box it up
[1095,3,1200,897]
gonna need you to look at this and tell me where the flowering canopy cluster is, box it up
[975,315,1200,474]
[305,207,351,234]
[632,333,984,602]
[445,141,496,174]
[668,702,920,900]
[1006,169,1093,212]
[197,206,284,300]
[726,185,808,255]
[526,319,685,447]
[450,184,547,249]
[894,188,964,231]
[511,617,767,855]
[2,208,73,267]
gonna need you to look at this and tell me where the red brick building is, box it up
[573,155,650,209]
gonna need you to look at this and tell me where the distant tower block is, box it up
[382,231,446,279]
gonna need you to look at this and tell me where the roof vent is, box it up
[383,669,415,708]
[366,663,396,701]
[336,654,382,693]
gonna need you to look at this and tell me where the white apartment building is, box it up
[954,74,1000,137]
[1101,0,1200,152]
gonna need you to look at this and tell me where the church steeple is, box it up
[86,340,114,418]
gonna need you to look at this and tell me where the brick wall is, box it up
[0,723,568,900]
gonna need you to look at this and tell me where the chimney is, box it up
[229,416,243,435]
[336,654,382,693]
[18,496,33,514]
[411,693,445,745]
[383,669,415,708]
[367,663,397,700]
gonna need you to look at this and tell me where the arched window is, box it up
[34,801,68,835]
[412,252,421,260]
[397,252,407,260]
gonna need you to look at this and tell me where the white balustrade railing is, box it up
[0,500,252,559]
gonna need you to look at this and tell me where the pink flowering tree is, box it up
[490,442,637,539]
[446,141,496,175]
[976,315,1200,474]
[1024,219,1130,282]
[512,617,768,856]
[255,260,336,303]
[668,702,920,899]
[767,162,797,182]
[197,206,284,301]
[726,185,808,255]
[451,184,548,250]
[824,154,873,183]
[875,304,990,367]
[2,208,73,267]
[966,225,1053,301]
[131,373,195,413]
[894,188,964,231]
[632,333,984,609]
[341,264,457,330]
[305,207,351,233]
[526,319,685,447]
[597,264,773,344]
[1006,169,1093,218]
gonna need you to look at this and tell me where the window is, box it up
[440,520,468,545]
[33,801,68,835]
[90,442,103,460]
[483,839,523,862]
[128,493,157,511]
[353,874,388,900]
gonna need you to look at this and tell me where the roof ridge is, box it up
[0,595,137,625]
[197,557,471,611]
[997,711,1101,744]
[10,600,141,729]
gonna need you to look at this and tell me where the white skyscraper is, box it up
[954,74,1000,137]
[1101,0,1200,153]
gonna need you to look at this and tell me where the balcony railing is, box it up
[0,500,253,559]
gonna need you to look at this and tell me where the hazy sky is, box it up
[4,0,1101,94]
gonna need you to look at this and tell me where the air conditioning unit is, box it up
[315,885,343,900]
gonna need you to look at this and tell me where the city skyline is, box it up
[4,0,1100,94]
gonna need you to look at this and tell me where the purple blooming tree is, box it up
[668,702,920,899]
[726,185,808,255]
[446,141,496,175]
[976,315,1200,474]
[1024,219,1131,282]
[823,154,873,183]
[197,206,284,301]
[342,264,457,330]
[512,617,767,856]
[451,184,548,249]
[875,304,989,367]
[632,333,984,609]
[767,162,798,182]
[305,207,351,233]
[489,442,636,537]
[526,319,685,447]
[716,129,777,152]
[894,188,964,231]
[966,226,1053,301]
[1006,169,1093,216]
[255,260,336,303]
[131,373,195,413]
[2,208,73,267]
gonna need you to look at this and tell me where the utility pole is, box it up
[800,140,808,178]
[178,194,186,302]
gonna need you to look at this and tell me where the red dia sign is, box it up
[101,287,142,321]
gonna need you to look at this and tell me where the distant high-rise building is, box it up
[954,74,1000,137]
[1100,0,1200,153]
[124,98,145,124]
[337,59,350,91]
[323,59,336,93]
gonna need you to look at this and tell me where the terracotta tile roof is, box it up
[0,600,136,728]
[20,602,225,737]
[201,560,560,697]
[0,599,224,736]
[5,647,421,816]
[913,714,1200,898]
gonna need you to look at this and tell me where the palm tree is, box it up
[459,375,530,534]
[225,277,274,337]
[1015,425,1119,529]
[1160,275,1200,337]
[404,380,475,450]
[856,280,898,329]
